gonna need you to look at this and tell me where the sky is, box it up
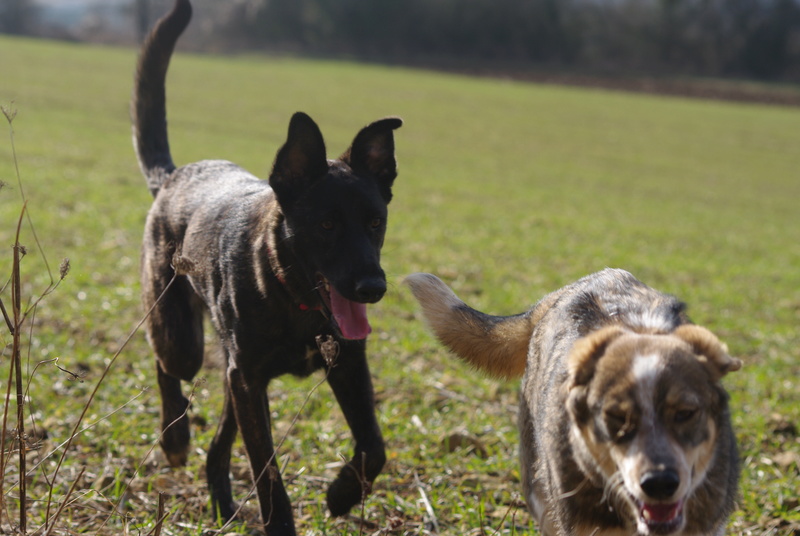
[34,0,130,31]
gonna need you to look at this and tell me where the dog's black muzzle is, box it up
[640,469,680,500]
[354,276,386,304]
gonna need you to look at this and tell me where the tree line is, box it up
[218,0,800,80]
[3,0,800,81]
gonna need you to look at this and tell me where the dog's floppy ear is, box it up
[340,117,403,203]
[270,112,329,208]
[568,326,627,387]
[566,326,626,424]
[672,324,742,380]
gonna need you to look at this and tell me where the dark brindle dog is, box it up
[132,1,401,533]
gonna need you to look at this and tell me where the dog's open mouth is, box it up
[639,500,684,535]
[317,276,371,341]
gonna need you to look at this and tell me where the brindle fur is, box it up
[406,269,741,536]
[132,1,402,533]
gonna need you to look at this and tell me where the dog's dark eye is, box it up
[370,218,382,229]
[321,220,335,231]
[605,410,636,442]
[674,408,697,424]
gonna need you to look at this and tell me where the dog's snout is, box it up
[355,277,387,303]
[640,469,680,500]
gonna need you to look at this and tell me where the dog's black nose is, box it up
[640,469,680,500]
[355,277,386,303]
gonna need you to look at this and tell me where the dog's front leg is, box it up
[228,365,296,535]
[325,343,386,516]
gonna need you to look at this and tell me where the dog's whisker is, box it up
[600,471,625,505]
[557,477,591,501]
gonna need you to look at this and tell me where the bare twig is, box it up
[21,387,149,481]
[12,200,28,534]
[0,344,13,522]
[0,297,13,334]
[4,102,55,284]
[0,106,34,530]
[414,471,439,534]
[42,270,183,534]
[148,492,167,536]
[42,466,86,531]
[93,378,202,534]
[358,452,368,536]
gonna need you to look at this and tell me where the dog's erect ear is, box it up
[270,112,329,208]
[673,325,742,380]
[340,117,403,203]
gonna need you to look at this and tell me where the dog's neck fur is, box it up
[557,411,630,531]
[263,201,288,285]
[256,198,321,311]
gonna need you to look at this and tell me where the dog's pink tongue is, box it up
[330,287,371,340]
[642,502,681,524]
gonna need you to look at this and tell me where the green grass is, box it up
[1,33,799,534]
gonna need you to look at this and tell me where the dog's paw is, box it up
[163,447,189,467]
[211,499,239,524]
[326,473,371,517]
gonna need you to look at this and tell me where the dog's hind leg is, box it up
[325,342,386,516]
[206,377,239,522]
[144,266,205,467]
[156,363,192,466]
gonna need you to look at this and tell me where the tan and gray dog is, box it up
[406,268,741,536]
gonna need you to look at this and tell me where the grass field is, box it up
[1,33,799,535]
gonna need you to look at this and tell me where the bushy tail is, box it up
[405,273,532,379]
[131,0,192,197]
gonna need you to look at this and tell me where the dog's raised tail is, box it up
[405,273,530,379]
[131,0,192,197]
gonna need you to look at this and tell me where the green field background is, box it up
[1,35,798,534]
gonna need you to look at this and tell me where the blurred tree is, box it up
[737,0,800,78]
[135,0,150,43]
[128,0,800,80]
[0,0,36,35]
[13,0,794,81]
